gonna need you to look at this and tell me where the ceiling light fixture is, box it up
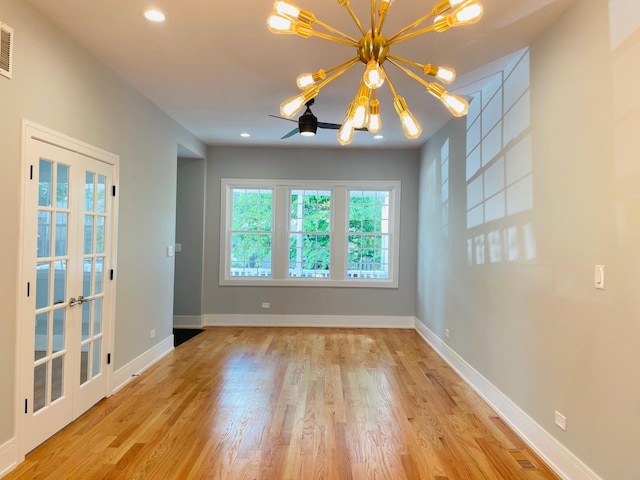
[267,0,483,145]
[240,132,251,138]
[144,9,166,22]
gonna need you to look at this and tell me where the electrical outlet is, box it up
[150,329,156,339]
[261,302,271,309]
[445,328,450,338]
[555,411,567,431]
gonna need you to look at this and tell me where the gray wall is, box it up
[203,146,419,317]
[0,0,204,446]
[174,158,206,318]
[417,1,640,478]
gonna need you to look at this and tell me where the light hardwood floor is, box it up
[6,328,559,479]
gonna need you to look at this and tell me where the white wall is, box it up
[203,146,419,318]
[0,0,204,451]
[417,0,640,478]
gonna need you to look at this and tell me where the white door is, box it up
[19,128,117,454]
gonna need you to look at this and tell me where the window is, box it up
[289,189,331,278]
[229,188,273,277]
[347,190,390,279]
[221,179,401,287]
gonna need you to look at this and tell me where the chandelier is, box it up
[267,0,483,144]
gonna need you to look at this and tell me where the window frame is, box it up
[220,179,401,288]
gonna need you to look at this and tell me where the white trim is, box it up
[204,314,414,329]
[173,315,203,328]
[219,179,401,288]
[0,439,19,478]
[16,120,120,458]
[111,336,174,394]
[413,319,602,480]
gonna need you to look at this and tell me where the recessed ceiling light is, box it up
[374,135,384,140]
[144,9,166,22]
[240,133,251,138]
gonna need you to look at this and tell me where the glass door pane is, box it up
[34,158,70,413]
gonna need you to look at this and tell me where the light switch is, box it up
[595,265,605,290]
[175,243,182,253]
[166,245,174,257]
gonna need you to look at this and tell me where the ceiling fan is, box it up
[269,99,367,139]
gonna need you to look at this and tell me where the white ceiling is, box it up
[27,0,576,149]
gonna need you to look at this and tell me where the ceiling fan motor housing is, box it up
[299,108,318,136]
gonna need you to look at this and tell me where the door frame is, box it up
[15,120,120,459]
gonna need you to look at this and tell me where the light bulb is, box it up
[442,93,469,116]
[274,1,300,19]
[363,60,385,89]
[267,14,293,33]
[368,101,381,134]
[338,120,355,145]
[280,86,319,118]
[393,96,422,140]
[353,104,367,129]
[267,13,312,36]
[281,94,305,118]
[434,0,483,32]
[296,70,326,89]
[454,1,483,23]
[426,83,468,117]
[352,85,370,129]
[424,64,456,84]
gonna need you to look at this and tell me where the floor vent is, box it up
[1,22,14,79]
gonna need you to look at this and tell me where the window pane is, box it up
[51,356,64,402]
[53,309,65,353]
[92,338,102,378]
[37,211,52,258]
[53,260,66,305]
[230,233,272,277]
[34,363,48,413]
[347,234,389,279]
[229,188,273,277]
[39,160,53,207]
[85,172,95,212]
[36,262,50,310]
[289,234,330,278]
[56,164,69,209]
[55,213,68,256]
[231,189,272,231]
[34,313,48,361]
[97,175,106,213]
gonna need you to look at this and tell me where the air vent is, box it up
[1,22,14,79]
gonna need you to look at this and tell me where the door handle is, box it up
[69,295,97,307]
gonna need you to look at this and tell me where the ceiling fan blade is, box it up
[269,114,297,124]
[317,121,342,130]
[281,128,300,139]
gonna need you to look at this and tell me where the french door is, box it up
[19,127,117,454]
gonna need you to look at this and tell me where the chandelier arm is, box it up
[388,24,437,45]
[314,19,359,43]
[324,57,363,76]
[371,0,376,35]
[316,57,360,90]
[387,13,435,43]
[387,54,425,70]
[341,3,366,36]
[387,58,430,89]
[311,31,359,47]
[376,0,392,35]
[381,65,400,98]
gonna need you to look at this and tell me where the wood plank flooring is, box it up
[5,328,560,479]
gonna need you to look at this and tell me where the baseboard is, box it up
[203,314,415,329]
[413,319,602,480]
[110,336,174,394]
[0,438,18,478]
[173,315,203,328]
